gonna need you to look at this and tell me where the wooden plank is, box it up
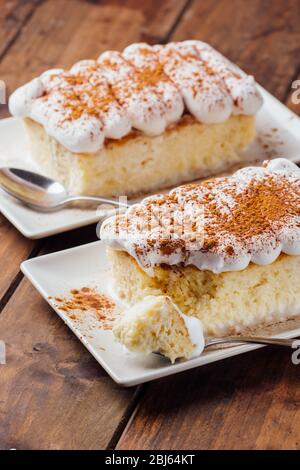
[172,0,300,102]
[0,0,40,58]
[117,348,300,450]
[0,1,41,299]
[92,0,189,43]
[0,277,136,450]
[0,219,35,302]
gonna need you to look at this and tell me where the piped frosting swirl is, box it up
[100,159,300,274]
[9,41,262,153]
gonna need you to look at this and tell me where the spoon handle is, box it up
[206,336,297,348]
[64,195,131,209]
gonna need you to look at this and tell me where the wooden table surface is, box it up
[0,0,300,450]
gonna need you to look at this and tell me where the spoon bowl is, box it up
[0,167,130,211]
[0,167,69,207]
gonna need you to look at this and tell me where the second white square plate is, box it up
[1,85,300,238]
[21,240,300,386]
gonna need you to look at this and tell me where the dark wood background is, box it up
[0,0,300,450]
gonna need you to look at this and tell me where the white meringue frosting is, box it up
[100,159,300,275]
[9,41,262,153]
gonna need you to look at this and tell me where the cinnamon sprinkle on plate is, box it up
[52,287,116,330]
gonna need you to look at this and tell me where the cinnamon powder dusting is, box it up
[223,178,299,239]
[47,54,170,122]
[103,160,300,266]
[37,42,254,126]
[199,174,300,248]
[52,287,116,330]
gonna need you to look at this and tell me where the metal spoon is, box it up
[155,335,298,360]
[0,167,130,212]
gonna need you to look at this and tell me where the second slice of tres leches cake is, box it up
[9,41,262,197]
[101,158,300,344]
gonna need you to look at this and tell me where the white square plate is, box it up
[1,85,300,238]
[21,240,300,387]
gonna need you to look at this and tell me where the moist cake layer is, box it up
[9,41,262,153]
[107,249,300,337]
[101,159,300,273]
[24,114,255,197]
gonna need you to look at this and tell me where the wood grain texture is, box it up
[0,0,188,118]
[173,0,300,102]
[92,0,189,43]
[0,1,41,297]
[117,348,300,450]
[0,0,40,58]
[0,218,35,302]
[0,277,136,450]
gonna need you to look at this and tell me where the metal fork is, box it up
[154,335,298,359]
[204,335,298,348]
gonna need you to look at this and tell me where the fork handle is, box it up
[206,336,298,348]
[65,195,131,209]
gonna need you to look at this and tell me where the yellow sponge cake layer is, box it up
[113,295,203,362]
[24,115,255,197]
[108,249,300,337]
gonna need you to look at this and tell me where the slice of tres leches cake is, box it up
[101,158,300,340]
[9,40,262,197]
